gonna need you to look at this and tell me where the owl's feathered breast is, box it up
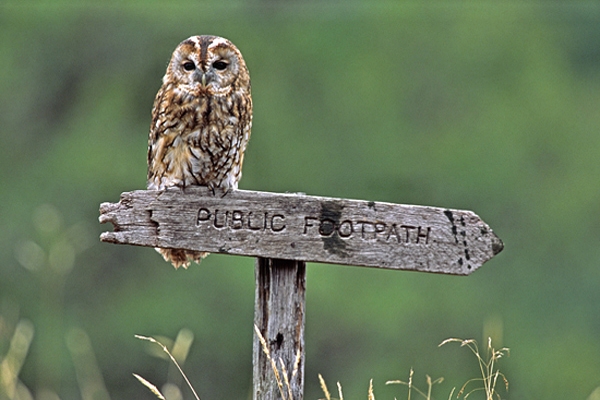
[147,80,252,191]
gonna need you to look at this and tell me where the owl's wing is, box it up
[148,85,169,173]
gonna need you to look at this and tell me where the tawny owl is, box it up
[147,35,252,269]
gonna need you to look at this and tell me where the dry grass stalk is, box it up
[292,348,301,380]
[279,359,293,400]
[134,335,201,400]
[133,373,166,400]
[439,337,509,400]
[318,374,346,400]
[66,327,111,400]
[367,379,375,400]
[0,319,34,399]
[387,368,443,400]
[318,374,331,400]
[254,324,301,400]
[337,381,344,400]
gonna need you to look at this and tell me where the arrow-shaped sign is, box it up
[99,187,502,275]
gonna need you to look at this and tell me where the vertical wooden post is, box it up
[253,257,306,400]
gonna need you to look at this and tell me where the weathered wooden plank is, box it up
[253,258,305,400]
[99,187,503,275]
[99,193,159,247]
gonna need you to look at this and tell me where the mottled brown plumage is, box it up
[147,35,252,268]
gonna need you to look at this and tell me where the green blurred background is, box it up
[2,1,600,399]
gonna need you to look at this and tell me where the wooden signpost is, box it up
[99,186,503,399]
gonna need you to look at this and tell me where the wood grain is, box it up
[253,258,305,400]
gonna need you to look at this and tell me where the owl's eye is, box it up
[212,60,228,71]
[182,61,195,71]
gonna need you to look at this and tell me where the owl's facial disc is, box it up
[168,35,246,97]
[180,56,230,90]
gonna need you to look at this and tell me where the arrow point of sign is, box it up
[491,232,504,256]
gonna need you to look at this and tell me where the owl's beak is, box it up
[193,70,208,87]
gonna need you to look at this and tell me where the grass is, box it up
[319,337,509,400]
[0,318,35,400]
[0,319,510,400]
[134,334,509,400]
[385,369,445,400]
[438,337,509,400]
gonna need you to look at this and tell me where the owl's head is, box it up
[164,35,250,97]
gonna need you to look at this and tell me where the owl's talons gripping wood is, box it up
[204,183,231,198]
